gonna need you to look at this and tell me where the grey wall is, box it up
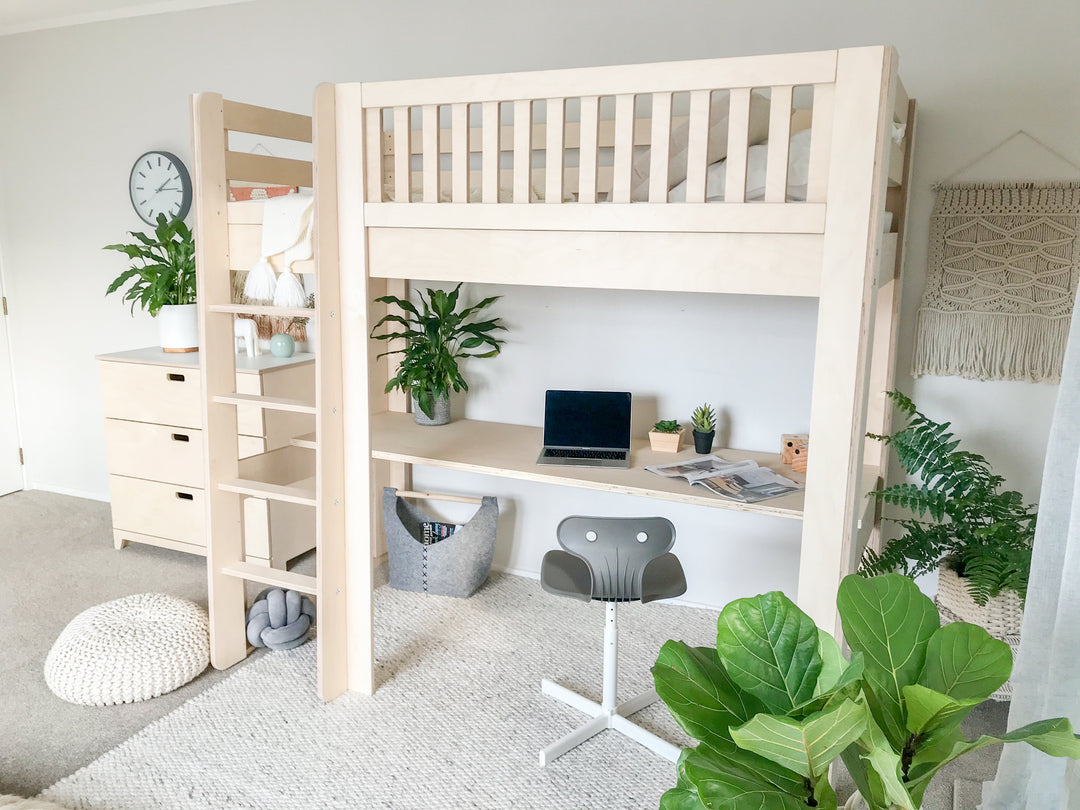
[0,0,1077,606]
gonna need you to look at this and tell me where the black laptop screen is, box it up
[543,390,632,450]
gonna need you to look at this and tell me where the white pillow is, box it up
[668,129,812,202]
[630,90,773,201]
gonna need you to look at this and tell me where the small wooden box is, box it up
[781,434,808,470]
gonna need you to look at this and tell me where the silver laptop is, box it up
[536,390,632,469]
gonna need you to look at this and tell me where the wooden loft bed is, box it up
[191,45,915,701]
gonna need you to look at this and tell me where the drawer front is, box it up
[104,419,203,488]
[99,360,202,428]
[109,475,205,547]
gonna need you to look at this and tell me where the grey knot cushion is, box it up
[246,588,316,650]
[383,487,498,597]
[44,593,209,706]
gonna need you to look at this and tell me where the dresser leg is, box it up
[113,532,128,551]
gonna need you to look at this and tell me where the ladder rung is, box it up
[291,431,318,449]
[208,303,314,319]
[213,393,316,414]
[219,561,318,595]
[219,477,317,506]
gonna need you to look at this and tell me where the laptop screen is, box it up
[543,390,632,450]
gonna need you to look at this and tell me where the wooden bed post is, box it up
[333,82,377,696]
[799,46,898,636]
[192,92,248,670]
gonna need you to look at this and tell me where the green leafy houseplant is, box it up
[369,283,506,419]
[652,573,1080,810]
[104,213,196,316]
[861,391,1037,605]
[691,403,716,434]
[653,420,681,434]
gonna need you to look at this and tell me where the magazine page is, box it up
[693,467,801,503]
[644,455,753,481]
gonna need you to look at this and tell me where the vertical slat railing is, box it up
[578,96,600,203]
[683,90,711,203]
[481,101,499,203]
[611,93,635,203]
[513,100,532,203]
[648,92,672,203]
[765,85,794,202]
[364,108,382,202]
[422,104,438,203]
[725,88,751,203]
[451,104,468,203]
[545,98,564,204]
[806,84,835,203]
[393,107,409,203]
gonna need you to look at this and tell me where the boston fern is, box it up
[104,214,196,316]
[861,391,1037,605]
[369,283,506,419]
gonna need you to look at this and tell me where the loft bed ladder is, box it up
[191,90,348,701]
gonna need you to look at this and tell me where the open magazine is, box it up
[645,455,801,503]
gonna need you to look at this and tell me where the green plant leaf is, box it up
[919,621,1012,702]
[729,698,868,779]
[841,707,917,810]
[658,787,708,810]
[680,740,811,810]
[837,574,939,749]
[716,591,822,713]
[902,684,980,736]
[815,631,846,696]
[906,718,1080,801]
[652,641,766,751]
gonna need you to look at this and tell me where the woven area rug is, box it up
[41,573,719,810]
[913,182,1080,383]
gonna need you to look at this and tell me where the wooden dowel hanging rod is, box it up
[395,489,484,505]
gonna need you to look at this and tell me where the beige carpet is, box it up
[0,490,263,795]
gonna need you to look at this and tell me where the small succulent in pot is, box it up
[649,419,683,453]
[691,403,716,454]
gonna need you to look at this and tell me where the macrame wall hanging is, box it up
[912,181,1080,384]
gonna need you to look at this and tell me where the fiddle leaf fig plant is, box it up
[104,213,196,316]
[369,283,506,419]
[652,573,1080,810]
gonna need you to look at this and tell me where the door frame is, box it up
[0,242,24,496]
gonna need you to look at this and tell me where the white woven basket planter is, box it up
[935,565,1022,701]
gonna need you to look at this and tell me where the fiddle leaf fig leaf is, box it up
[919,621,1012,702]
[730,698,868,779]
[837,574,939,748]
[680,739,810,810]
[716,591,821,713]
[653,641,766,751]
[903,684,980,737]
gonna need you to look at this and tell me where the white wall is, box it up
[0,0,1076,607]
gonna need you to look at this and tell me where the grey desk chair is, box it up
[538,515,687,767]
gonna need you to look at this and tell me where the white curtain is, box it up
[982,299,1080,809]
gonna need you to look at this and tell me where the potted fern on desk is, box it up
[370,283,506,425]
[860,391,1037,694]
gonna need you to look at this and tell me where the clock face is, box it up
[128,151,192,226]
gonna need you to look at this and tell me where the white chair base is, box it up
[538,601,681,767]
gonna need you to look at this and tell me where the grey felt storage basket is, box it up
[382,488,499,597]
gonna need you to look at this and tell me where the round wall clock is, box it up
[128,150,192,226]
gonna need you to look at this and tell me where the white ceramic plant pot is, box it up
[157,303,199,353]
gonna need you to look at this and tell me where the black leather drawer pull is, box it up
[171,433,190,442]
[167,373,185,382]
[175,491,195,501]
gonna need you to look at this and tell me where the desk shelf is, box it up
[370,411,808,520]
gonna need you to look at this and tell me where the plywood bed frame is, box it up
[192,45,916,700]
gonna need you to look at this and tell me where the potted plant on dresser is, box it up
[861,391,1037,698]
[104,213,197,352]
[369,283,506,425]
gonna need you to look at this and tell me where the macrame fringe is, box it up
[273,269,307,308]
[913,309,1070,384]
[244,258,278,303]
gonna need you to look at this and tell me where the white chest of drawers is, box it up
[98,347,316,565]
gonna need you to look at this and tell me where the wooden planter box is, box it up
[648,428,684,453]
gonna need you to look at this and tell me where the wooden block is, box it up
[781,433,808,466]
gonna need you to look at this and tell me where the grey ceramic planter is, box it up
[412,392,450,426]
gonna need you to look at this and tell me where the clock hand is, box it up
[154,175,179,193]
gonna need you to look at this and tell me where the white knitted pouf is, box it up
[44,593,210,706]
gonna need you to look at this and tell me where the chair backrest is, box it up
[556,516,675,601]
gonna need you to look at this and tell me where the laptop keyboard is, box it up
[544,448,626,460]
